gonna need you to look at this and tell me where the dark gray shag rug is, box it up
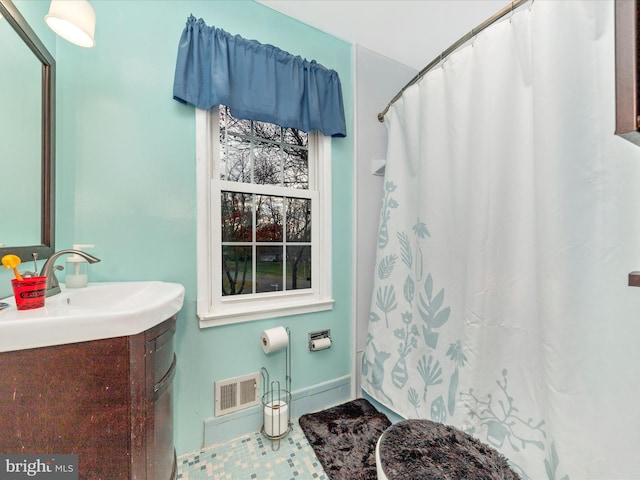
[298,399,391,480]
[299,400,521,480]
[379,419,521,480]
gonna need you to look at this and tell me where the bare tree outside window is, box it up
[219,107,312,296]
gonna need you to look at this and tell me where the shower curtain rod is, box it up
[377,0,531,122]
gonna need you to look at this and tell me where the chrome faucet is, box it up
[40,249,101,297]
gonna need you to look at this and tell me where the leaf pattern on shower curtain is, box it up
[418,274,451,349]
[388,231,420,389]
[377,181,398,249]
[397,231,413,269]
[391,311,418,388]
[407,387,421,418]
[362,334,394,405]
[412,220,429,281]
[375,285,398,328]
[544,441,570,480]
[366,166,566,476]
[417,354,442,401]
[445,340,467,416]
[391,274,417,390]
[363,179,570,478]
[377,254,397,279]
[403,275,415,305]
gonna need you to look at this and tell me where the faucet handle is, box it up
[45,264,64,296]
[32,252,38,273]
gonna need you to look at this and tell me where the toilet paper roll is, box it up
[264,401,289,437]
[310,337,332,351]
[261,326,289,353]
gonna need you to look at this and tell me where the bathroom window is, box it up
[195,106,334,327]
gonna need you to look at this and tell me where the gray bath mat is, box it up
[378,419,521,480]
[298,398,391,480]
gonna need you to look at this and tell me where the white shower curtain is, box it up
[362,1,640,478]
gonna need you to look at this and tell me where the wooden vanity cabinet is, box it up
[0,316,177,480]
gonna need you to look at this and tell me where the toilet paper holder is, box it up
[260,326,291,450]
[308,329,332,351]
[261,368,291,450]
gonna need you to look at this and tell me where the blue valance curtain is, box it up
[173,15,346,138]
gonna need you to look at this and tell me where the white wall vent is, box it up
[214,373,260,416]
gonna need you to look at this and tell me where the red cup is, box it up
[11,276,47,310]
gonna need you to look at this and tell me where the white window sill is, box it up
[198,297,334,328]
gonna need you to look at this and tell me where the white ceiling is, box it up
[258,0,510,70]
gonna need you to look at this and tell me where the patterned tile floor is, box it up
[176,421,328,480]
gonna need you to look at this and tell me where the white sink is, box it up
[0,281,185,352]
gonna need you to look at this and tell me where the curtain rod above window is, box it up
[377,0,532,122]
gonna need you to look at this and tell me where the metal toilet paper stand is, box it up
[260,328,291,450]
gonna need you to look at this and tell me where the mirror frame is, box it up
[615,0,640,144]
[0,0,55,261]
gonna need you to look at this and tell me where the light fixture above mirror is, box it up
[45,0,95,48]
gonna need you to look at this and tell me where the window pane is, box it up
[253,120,281,142]
[221,191,252,242]
[283,127,307,147]
[221,106,250,136]
[256,246,283,293]
[254,141,282,185]
[220,106,309,188]
[286,246,311,290]
[283,146,308,189]
[222,246,252,296]
[225,135,251,183]
[286,197,311,242]
[256,195,283,242]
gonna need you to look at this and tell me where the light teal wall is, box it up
[6,0,353,456]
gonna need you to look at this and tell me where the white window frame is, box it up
[195,107,334,327]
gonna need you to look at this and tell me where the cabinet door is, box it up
[153,354,177,479]
[144,317,177,480]
[0,338,131,479]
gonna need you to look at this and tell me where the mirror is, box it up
[0,0,55,261]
